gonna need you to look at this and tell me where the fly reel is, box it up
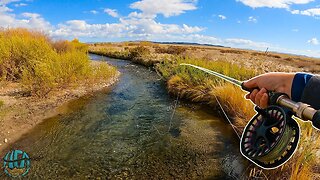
[180,63,320,169]
[240,105,300,169]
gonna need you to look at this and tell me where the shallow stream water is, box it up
[1,54,246,179]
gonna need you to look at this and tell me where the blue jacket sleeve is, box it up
[301,75,320,110]
[291,73,320,110]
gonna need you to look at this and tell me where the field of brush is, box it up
[89,41,320,179]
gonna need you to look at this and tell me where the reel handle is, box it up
[277,95,320,130]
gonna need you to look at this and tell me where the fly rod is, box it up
[180,63,320,169]
[180,63,320,128]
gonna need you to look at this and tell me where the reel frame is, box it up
[240,105,300,169]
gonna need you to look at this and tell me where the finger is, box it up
[243,78,258,89]
[260,93,269,109]
[250,89,259,104]
[255,88,267,107]
[245,94,250,99]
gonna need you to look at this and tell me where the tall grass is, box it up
[156,56,257,116]
[0,28,116,96]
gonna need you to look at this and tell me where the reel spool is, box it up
[240,105,300,169]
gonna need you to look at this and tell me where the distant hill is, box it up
[86,41,228,48]
[153,41,227,48]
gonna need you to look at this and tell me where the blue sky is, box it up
[1,0,320,57]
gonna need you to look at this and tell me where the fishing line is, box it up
[168,92,180,132]
[152,93,180,136]
[154,67,164,81]
[214,94,241,139]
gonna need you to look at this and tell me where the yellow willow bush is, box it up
[0,28,116,96]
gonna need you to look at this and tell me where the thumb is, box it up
[243,78,258,89]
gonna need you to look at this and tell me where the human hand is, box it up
[243,73,295,109]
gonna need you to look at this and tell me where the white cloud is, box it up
[224,38,270,49]
[51,17,204,39]
[130,0,197,17]
[0,4,51,31]
[248,16,257,23]
[89,10,98,15]
[237,0,314,9]
[291,8,320,16]
[0,0,20,5]
[308,37,319,45]
[218,14,226,20]
[104,8,119,18]
[291,9,300,14]
[14,3,27,7]
[51,20,126,38]
[128,11,151,18]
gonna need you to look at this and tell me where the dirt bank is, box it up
[0,61,120,152]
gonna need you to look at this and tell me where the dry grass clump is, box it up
[252,52,281,59]
[129,46,150,59]
[0,28,116,97]
[212,84,255,125]
[220,49,244,54]
[138,41,154,47]
[89,45,159,66]
[52,39,88,53]
[88,46,131,60]
[155,45,187,55]
[128,46,156,66]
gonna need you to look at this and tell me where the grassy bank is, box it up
[89,42,320,179]
[0,28,117,97]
